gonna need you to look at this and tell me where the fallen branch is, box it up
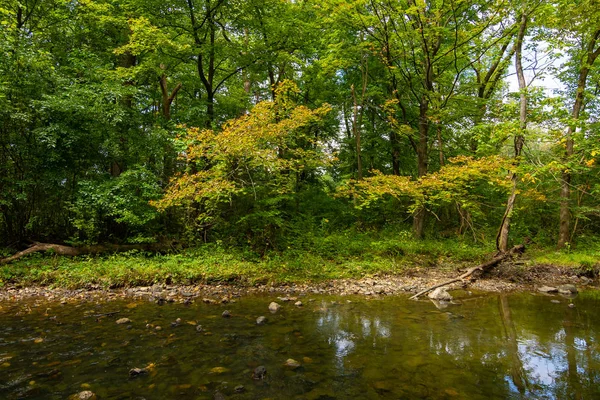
[409,244,525,300]
[0,242,175,265]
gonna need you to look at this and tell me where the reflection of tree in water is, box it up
[506,292,600,399]
[308,297,518,398]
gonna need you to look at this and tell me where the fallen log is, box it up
[409,244,525,300]
[0,242,175,265]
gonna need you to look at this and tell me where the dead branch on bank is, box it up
[0,242,175,266]
[409,244,525,300]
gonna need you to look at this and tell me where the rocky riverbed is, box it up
[0,264,594,302]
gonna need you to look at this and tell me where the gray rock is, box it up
[214,391,226,400]
[256,316,267,325]
[294,301,303,307]
[253,365,267,380]
[557,284,578,294]
[69,391,97,400]
[222,310,231,318]
[268,302,281,313]
[234,385,245,393]
[195,325,204,332]
[373,285,385,295]
[116,318,131,325]
[580,276,591,285]
[538,286,558,293]
[428,287,452,301]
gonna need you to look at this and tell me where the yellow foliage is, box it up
[152,81,331,221]
[340,156,512,216]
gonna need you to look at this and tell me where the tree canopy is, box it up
[1,0,599,252]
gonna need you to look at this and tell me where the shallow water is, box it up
[0,290,599,399]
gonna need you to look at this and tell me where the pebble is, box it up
[256,316,267,325]
[116,318,131,325]
[222,310,231,318]
[69,391,97,400]
[196,325,204,332]
[268,302,281,313]
[294,301,303,307]
[128,368,147,377]
[253,365,267,380]
[284,358,301,369]
[234,385,245,393]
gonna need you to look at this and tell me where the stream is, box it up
[1,290,599,399]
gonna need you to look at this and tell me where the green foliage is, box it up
[0,0,599,260]
[69,166,163,243]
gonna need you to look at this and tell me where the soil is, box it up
[0,263,595,303]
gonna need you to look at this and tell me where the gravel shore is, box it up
[0,264,595,302]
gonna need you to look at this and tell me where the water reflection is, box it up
[0,291,599,399]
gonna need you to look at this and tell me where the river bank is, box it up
[0,262,595,302]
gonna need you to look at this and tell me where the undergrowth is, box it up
[0,231,596,289]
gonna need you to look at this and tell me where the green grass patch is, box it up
[1,233,596,288]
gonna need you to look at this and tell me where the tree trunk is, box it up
[409,244,525,299]
[159,70,182,121]
[413,95,429,238]
[351,84,363,180]
[497,13,527,252]
[0,242,176,265]
[558,29,600,249]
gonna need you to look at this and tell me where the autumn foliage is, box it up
[153,81,332,227]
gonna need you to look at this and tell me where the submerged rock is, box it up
[268,302,281,313]
[284,358,301,369]
[428,287,452,301]
[222,310,231,318]
[557,284,578,294]
[234,385,245,393]
[116,318,131,325]
[253,365,267,380]
[129,368,147,377]
[195,325,204,332]
[256,316,267,325]
[294,301,303,307]
[214,391,227,400]
[68,391,97,400]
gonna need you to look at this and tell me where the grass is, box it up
[0,233,597,289]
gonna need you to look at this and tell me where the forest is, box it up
[1,0,600,274]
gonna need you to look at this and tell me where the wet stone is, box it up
[253,365,267,380]
[222,310,231,318]
[428,287,452,301]
[256,316,267,325]
[268,302,281,313]
[129,368,147,377]
[538,286,558,293]
[557,284,578,294]
[116,318,131,325]
[234,385,245,393]
[68,391,97,400]
[294,301,303,307]
[284,358,301,369]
